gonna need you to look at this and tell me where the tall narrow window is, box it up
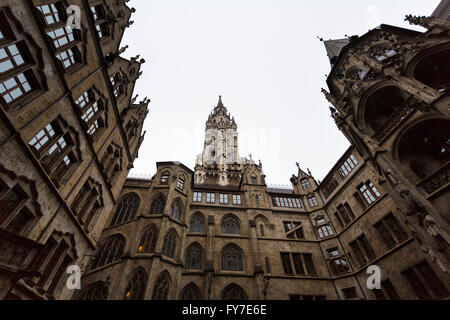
[177,178,185,190]
[110,193,139,226]
[206,192,215,203]
[220,194,229,204]
[0,28,40,107]
[75,89,106,139]
[0,178,37,235]
[138,224,158,253]
[221,244,243,271]
[150,194,166,214]
[152,271,171,300]
[101,143,122,183]
[91,5,109,39]
[259,224,265,237]
[185,243,203,270]
[160,172,169,184]
[232,194,242,205]
[29,119,79,185]
[308,196,319,208]
[192,192,202,203]
[162,230,177,258]
[189,213,205,233]
[169,198,183,220]
[123,268,147,300]
[358,181,381,205]
[71,178,103,229]
[338,154,359,178]
[110,72,124,98]
[30,231,77,295]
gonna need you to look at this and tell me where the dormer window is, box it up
[251,176,257,185]
[301,179,311,190]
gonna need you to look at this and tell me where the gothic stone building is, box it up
[0,0,148,300]
[1,3,450,301]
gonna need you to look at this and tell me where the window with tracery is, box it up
[189,213,205,233]
[110,193,139,226]
[28,117,80,185]
[222,284,247,300]
[152,271,171,300]
[0,176,39,235]
[138,224,159,253]
[71,178,103,229]
[36,2,83,71]
[123,268,147,300]
[150,194,166,214]
[221,244,243,271]
[91,5,110,39]
[0,10,41,108]
[101,143,122,184]
[90,234,125,270]
[74,88,107,139]
[170,198,183,220]
[162,230,177,258]
[221,214,240,234]
[76,282,108,300]
[181,283,201,300]
[185,243,203,270]
[29,231,77,295]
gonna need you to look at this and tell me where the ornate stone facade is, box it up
[0,1,449,301]
[0,0,147,300]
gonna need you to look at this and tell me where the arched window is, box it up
[76,282,108,300]
[181,283,201,300]
[301,179,311,190]
[413,49,450,92]
[260,224,265,237]
[397,118,450,189]
[162,229,177,258]
[152,271,171,300]
[221,244,243,271]
[138,224,159,253]
[255,195,260,206]
[170,198,183,220]
[150,194,166,214]
[222,284,247,300]
[221,214,240,234]
[110,193,139,226]
[265,257,271,274]
[91,234,125,270]
[189,213,205,233]
[362,86,410,138]
[185,243,203,270]
[123,267,147,300]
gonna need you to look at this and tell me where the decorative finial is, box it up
[296,162,300,168]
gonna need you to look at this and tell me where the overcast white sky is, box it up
[123,0,440,185]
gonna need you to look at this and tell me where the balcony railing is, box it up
[417,162,450,195]
[374,100,416,141]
